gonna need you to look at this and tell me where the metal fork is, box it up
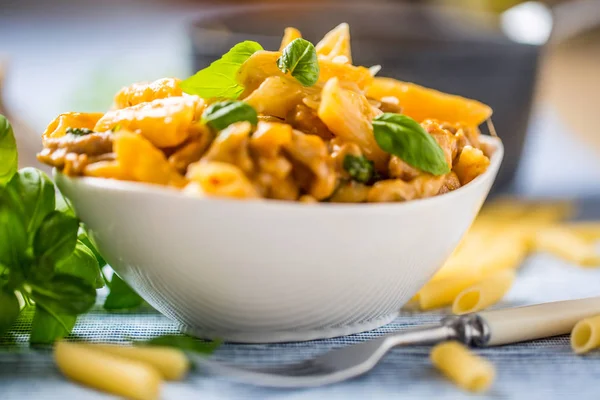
[188,297,600,388]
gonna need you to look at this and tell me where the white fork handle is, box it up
[478,296,600,346]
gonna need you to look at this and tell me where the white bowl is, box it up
[55,136,503,343]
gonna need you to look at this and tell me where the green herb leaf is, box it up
[343,154,375,184]
[33,211,79,264]
[0,289,20,337]
[277,38,320,87]
[30,273,96,315]
[57,240,103,289]
[143,335,221,355]
[30,307,76,344]
[0,115,18,186]
[0,189,28,270]
[55,190,75,217]
[66,127,93,136]
[180,41,264,99]
[372,113,450,175]
[78,227,107,270]
[201,101,258,132]
[6,168,56,242]
[103,274,144,311]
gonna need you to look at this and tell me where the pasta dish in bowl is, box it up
[45,24,503,342]
[40,23,494,204]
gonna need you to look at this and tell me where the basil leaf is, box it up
[66,127,93,136]
[78,228,107,270]
[6,168,56,242]
[104,274,144,311]
[33,211,79,264]
[201,101,258,132]
[30,307,76,344]
[0,115,17,186]
[277,38,320,87]
[143,335,221,355]
[0,289,20,337]
[180,41,264,99]
[55,190,75,217]
[372,113,450,175]
[30,273,96,314]
[343,155,375,184]
[0,189,28,269]
[57,240,103,289]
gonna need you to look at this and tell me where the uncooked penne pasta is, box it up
[416,272,482,311]
[452,269,515,315]
[534,226,600,267]
[430,341,495,393]
[54,341,162,400]
[84,344,190,381]
[571,315,600,355]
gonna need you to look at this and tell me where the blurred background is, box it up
[1,0,599,197]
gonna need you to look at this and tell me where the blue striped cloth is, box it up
[2,212,600,399]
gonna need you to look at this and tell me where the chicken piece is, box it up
[201,121,254,175]
[286,104,334,140]
[388,156,420,181]
[113,78,182,109]
[94,96,204,148]
[422,120,459,168]
[367,175,446,203]
[167,125,214,174]
[283,129,337,200]
[438,172,461,195]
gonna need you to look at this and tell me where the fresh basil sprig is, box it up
[0,115,17,185]
[201,101,258,132]
[103,273,144,311]
[343,155,375,184]
[372,113,450,176]
[276,38,320,87]
[0,115,102,344]
[180,41,263,99]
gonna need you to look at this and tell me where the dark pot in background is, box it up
[189,3,542,192]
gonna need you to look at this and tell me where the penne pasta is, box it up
[430,341,495,393]
[534,226,600,267]
[315,23,352,63]
[416,271,483,311]
[54,341,162,400]
[452,269,515,315]
[565,221,600,242]
[571,315,600,355]
[84,344,190,381]
[279,27,302,51]
[185,161,259,199]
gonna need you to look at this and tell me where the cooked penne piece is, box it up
[54,341,162,400]
[452,269,515,315]
[42,112,104,140]
[84,160,131,181]
[565,221,600,242]
[416,272,482,311]
[430,341,495,393]
[366,77,492,126]
[113,131,186,187]
[453,146,490,185]
[113,78,183,109]
[95,96,204,148]
[315,23,352,63]
[571,315,600,355]
[279,27,302,51]
[185,161,259,199]
[84,344,190,380]
[534,226,600,267]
